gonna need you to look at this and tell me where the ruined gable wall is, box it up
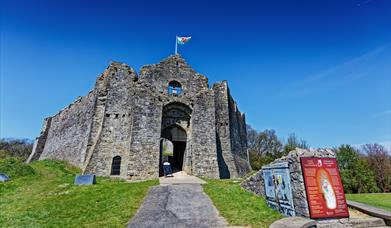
[39,90,96,168]
[227,88,251,176]
[139,55,209,99]
[85,63,137,177]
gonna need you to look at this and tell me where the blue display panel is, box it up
[263,162,295,216]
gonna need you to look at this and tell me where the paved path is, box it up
[128,184,227,228]
[159,171,206,185]
[128,173,227,228]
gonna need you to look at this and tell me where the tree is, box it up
[246,124,258,150]
[246,126,311,170]
[283,133,309,154]
[361,144,391,192]
[336,145,379,193]
[0,138,33,160]
[255,129,283,157]
[247,129,284,170]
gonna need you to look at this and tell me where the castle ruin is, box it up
[28,55,250,180]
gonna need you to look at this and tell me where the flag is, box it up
[177,36,191,45]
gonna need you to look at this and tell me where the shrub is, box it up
[0,158,35,179]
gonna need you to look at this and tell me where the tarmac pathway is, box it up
[127,172,227,228]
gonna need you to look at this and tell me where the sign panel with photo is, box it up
[301,157,349,219]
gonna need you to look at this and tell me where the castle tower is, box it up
[28,55,251,180]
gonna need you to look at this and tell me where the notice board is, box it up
[300,157,349,219]
[263,162,295,216]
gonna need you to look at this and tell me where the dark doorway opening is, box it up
[160,125,187,174]
[170,141,186,171]
[111,156,121,175]
[159,102,191,177]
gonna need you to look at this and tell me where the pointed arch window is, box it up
[111,156,121,175]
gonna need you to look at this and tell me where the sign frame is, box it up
[300,157,349,219]
[262,162,296,217]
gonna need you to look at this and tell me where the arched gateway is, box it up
[160,102,191,175]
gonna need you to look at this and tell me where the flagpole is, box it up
[175,35,178,55]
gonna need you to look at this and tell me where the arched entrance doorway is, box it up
[161,125,186,171]
[160,102,192,175]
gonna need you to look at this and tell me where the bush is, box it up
[0,158,35,179]
[249,150,275,170]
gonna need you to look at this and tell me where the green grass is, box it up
[0,157,36,178]
[346,193,391,211]
[203,179,282,228]
[0,159,158,227]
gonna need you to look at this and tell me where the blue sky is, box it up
[1,0,390,150]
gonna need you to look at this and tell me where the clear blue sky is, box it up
[1,0,390,150]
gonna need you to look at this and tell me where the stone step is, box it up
[347,200,391,226]
[269,217,316,228]
[350,217,386,228]
[316,217,387,228]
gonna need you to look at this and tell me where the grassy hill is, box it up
[0,158,282,227]
[0,158,157,227]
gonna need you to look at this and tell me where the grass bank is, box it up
[346,193,391,211]
[203,179,282,228]
[0,158,157,227]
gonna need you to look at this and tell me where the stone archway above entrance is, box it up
[161,102,192,131]
[160,102,192,174]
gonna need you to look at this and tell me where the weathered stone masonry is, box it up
[28,55,251,180]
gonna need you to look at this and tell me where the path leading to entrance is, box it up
[159,171,206,185]
[127,173,228,228]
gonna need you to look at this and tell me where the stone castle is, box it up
[27,55,250,180]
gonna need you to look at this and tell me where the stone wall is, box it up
[213,81,251,178]
[139,55,209,99]
[240,171,265,196]
[190,89,220,178]
[227,89,251,176]
[85,62,136,177]
[39,91,96,168]
[213,81,235,178]
[126,86,163,180]
[27,117,52,163]
[241,148,336,217]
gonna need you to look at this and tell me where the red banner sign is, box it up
[301,157,349,219]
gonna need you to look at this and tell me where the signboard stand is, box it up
[300,157,349,219]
